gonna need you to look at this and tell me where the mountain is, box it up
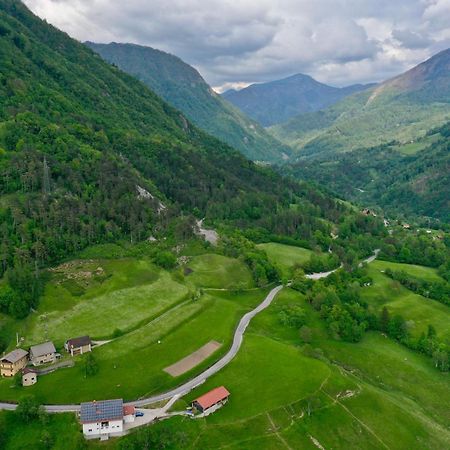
[222,73,373,126]
[0,0,351,287]
[272,48,450,157]
[85,42,291,162]
[287,122,450,222]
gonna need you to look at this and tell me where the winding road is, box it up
[0,250,380,413]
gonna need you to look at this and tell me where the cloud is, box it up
[23,0,450,89]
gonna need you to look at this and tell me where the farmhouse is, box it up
[192,386,230,416]
[80,399,125,439]
[0,349,28,377]
[30,341,57,366]
[22,367,38,386]
[65,336,92,356]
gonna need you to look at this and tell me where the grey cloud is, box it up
[23,0,450,89]
[392,29,434,49]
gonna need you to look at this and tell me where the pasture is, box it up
[185,254,254,289]
[256,242,313,277]
[363,263,450,339]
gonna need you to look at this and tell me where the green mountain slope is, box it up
[0,0,357,287]
[222,73,373,126]
[85,42,291,162]
[272,48,450,157]
[287,123,450,222]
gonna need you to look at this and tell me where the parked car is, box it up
[135,411,144,417]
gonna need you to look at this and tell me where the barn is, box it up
[192,386,230,416]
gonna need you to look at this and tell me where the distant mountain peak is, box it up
[222,72,373,126]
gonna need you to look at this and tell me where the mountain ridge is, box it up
[272,48,450,157]
[222,72,374,126]
[85,41,291,162]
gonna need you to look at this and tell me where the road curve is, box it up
[0,285,283,413]
[0,249,380,413]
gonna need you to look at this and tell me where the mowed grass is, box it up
[184,334,331,422]
[256,243,313,277]
[186,254,254,289]
[372,259,443,282]
[26,271,190,346]
[363,264,450,340]
[0,289,270,404]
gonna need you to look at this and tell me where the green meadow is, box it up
[185,254,254,289]
[113,285,450,450]
[0,250,449,450]
[256,242,313,277]
[0,250,269,403]
[363,262,450,339]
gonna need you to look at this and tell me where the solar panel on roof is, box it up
[80,399,124,423]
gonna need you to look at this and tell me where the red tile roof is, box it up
[123,405,135,416]
[194,386,230,410]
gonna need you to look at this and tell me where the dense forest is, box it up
[287,122,450,222]
[0,0,384,319]
[86,42,290,162]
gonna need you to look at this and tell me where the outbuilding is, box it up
[123,405,135,423]
[0,349,28,377]
[22,367,38,386]
[80,399,124,439]
[30,341,56,366]
[65,336,92,356]
[192,386,230,416]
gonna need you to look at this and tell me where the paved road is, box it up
[0,249,380,413]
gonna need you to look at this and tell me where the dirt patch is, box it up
[164,341,221,377]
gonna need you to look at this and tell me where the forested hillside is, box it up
[85,42,290,162]
[287,123,450,222]
[271,48,450,157]
[223,73,372,127]
[0,0,376,318]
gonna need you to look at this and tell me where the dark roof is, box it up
[22,367,37,375]
[30,341,56,357]
[1,348,28,364]
[66,336,91,348]
[80,399,123,423]
[194,386,230,410]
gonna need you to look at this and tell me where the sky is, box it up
[23,0,450,92]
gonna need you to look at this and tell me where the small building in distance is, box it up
[65,336,92,356]
[80,399,125,439]
[123,405,135,424]
[30,341,57,366]
[192,386,230,417]
[0,349,28,377]
[22,367,38,386]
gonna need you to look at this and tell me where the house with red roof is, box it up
[192,386,230,416]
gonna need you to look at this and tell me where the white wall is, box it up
[82,419,123,437]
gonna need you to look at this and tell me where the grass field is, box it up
[256,243,313,277]
[371,259,443,282]
[185,254,254,289]
[0,411,84,450]
[363,263,450,339]
[112,286,450,450]
[1,251,448,450]
[26,272,190,345]
[0,288,270,404]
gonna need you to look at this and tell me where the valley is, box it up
[0,1,448,449]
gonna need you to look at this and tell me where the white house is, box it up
[80,399,125,440]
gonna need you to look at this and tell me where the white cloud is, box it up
[23,0,450,88]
